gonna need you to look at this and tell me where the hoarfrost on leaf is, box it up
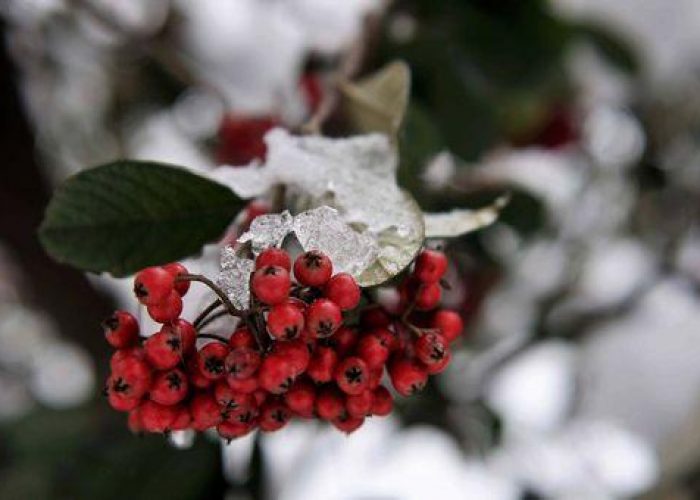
[216,247,255,310]
[424,195,510,238]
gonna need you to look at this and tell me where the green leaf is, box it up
[39,160,244,276]
[340,60,411,139]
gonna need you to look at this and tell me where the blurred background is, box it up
[2,0,700,498]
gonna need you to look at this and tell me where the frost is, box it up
[424,195,510,238]
[213,129,424,286]
[216,247,255,310]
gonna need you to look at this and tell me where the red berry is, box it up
[110,347,145,372]
[144,330,182,370]
[272,340,310,375]
[431,310,464,343]
[367,366,384,389]
[259,401,292,432]
[102,310,139,348]
[258,355,296,394]
[331,326,358,357]
[216,114,277,166]
[134,267,174,305]
[251,265,291,305]
[163,262,190,296]
[424,349,451,374]
[267,302,305,340]
[198,342,231,380]
[388,357,428,396]
[110,357,152,399]
[140,400,178,433]
[414,283,441,311]
[227,375,259,394]
[346,390,373,418]
[414,332,449,367]
[229,327,256,349]
[371,386,393,416]
[214,381,252,411]
[162,319,196,355]
[360,307,392,329]
[127,407,143,434]
[315,387,344,420]
[150,368,188,405]
[256,248,291,271]
[170,405,192,430]
[294,251,333,287]
[324,273,360,311]
[253,390,268,407]
[217,421,255,442]
[306,299,342,338]
[332,414,364,434]
[307,345,338,383]
[284,379,316,418]
[225,347,261,379]
[190,392,223,431]
[147,291,183,323]
[413,249,448,283]
[224,406,258,426]
[356,332,390,369]
[335,357,369,395]
[187,356,212,389]
[107,386,140,412]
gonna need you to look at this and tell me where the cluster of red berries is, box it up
[103,247,463,441]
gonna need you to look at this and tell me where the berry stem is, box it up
[196,310,230,331]
[194,299,224,329]
[175,274,243,317]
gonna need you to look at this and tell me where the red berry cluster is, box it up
[103,248,463,441]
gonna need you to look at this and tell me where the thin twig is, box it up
[176,274,243,317]
[193,299,223,329]
[196,310,230,331]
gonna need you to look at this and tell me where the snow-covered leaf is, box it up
[212,129,424,286]
[424,195,509,238]
[216,247,255,310]
[339,60,411,139]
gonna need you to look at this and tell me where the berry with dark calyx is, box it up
[335,357,369,396]
[331,326,358,357]
[356,332,390,369]
[103,310,139,348]
[110,356,152,399]
[294,250,332,287]
[107,384,140,412]
[324,273,361,311]
[258,355,296,394]
[147,291,183,323]
[332,414,364,434]
[371,386,393,416]
[431,310,464,343]
[170,406,192,430]
[373,327,399,352]
[388,357,428,397]
[134,267,174,305]
[225,347,261,379]
[190,392,223,431]
[267,302,305,340]
[226,406,259,426]
[163,262,190,296]
[251,265,291,305]
[346,390,373,418]
[256,247,291,271]
[259,401,292,432]
[271,339,310,375]
[284,379,316,418]
[198,342,231,380]
[315,386,345,420]
[414,283,441,311]
[424,349,451,375]
[414,332,449,367]
[187,356,212,389]
[150,368,188,406]
[307,345,338,383]
[413,249,448,283]
[217,421,255,442]
[229,327,256,349]
[162,319,197,355]
[144,330,182,370]
[214,381,252,411]
[140,400,178,433]
[227,375,259,394]
[306,299,342,338]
